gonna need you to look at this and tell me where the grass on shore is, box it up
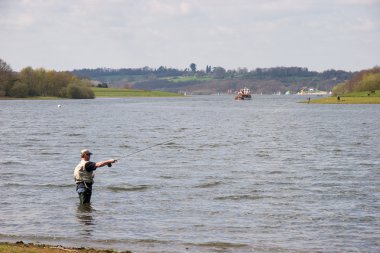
[93,87,181,97]
[0,96,63,100]
[0,242,131,253]
[303,90,380,104]
[0,88,181,100]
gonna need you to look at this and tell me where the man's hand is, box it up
[107,159,117,167]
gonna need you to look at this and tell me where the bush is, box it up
[356,73,380,92]
[9,81,28,97]
[332,83,346,96]
[66,83,95,99]
[59,87,67,98]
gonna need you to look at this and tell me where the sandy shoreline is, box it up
[0,241,132,253]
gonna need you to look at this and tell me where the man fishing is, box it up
[74,149,117,204]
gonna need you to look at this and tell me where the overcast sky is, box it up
[0,0,379,72]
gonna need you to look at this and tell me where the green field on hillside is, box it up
[162,76,212,82]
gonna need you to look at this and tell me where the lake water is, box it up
[0,95,379,253]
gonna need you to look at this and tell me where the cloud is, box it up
[0,0,379,71]
[335,0,380,5]
[257,0,313,13]
[351,17,378,32]
[147,0,195,16]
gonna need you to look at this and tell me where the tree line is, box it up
[72,64,353,81]
[2,57,364,97]
[332,67,380,95]
[69,64,356,94]
[0,58,94,98]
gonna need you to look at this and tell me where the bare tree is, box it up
[0,58,14,96]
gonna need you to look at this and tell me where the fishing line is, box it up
[117,138,178,161]
[115,129,204,163]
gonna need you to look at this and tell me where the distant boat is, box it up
[235,87,252,100]
[297,88,328,96]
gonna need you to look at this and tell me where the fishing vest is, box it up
[74,160,94,183]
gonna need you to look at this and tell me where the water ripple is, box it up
[106,185,151,192]
[1,96,379,253]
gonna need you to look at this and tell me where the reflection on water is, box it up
[76,204,95,237]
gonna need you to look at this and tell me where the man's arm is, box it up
[95,159,117,168]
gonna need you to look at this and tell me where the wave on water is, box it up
[0,161,26,165]
[106,185,151,192]
[126,239,251,253]
[268,170,286,174]
[38,183,73,188]
[187,241,298,253]
[175,127,188,132]
[255,151,271,158]
[39,152,61,155]
[3,183,26,187]
[162,142,182,147]
[66,133,83,137]
[199,143,230,148]
[214,194,264,201]
[3,183,73,188]
[17,144,34,147]
[119,144,132,148]
[133,238,171,244]
[195,181,222,188]
[160,175,174,179]
[30,132,51,136]
[186,241,250,249]
[25,138,43,142]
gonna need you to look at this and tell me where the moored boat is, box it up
[235,87,252,100]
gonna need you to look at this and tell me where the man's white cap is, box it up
[81,149,93,156]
